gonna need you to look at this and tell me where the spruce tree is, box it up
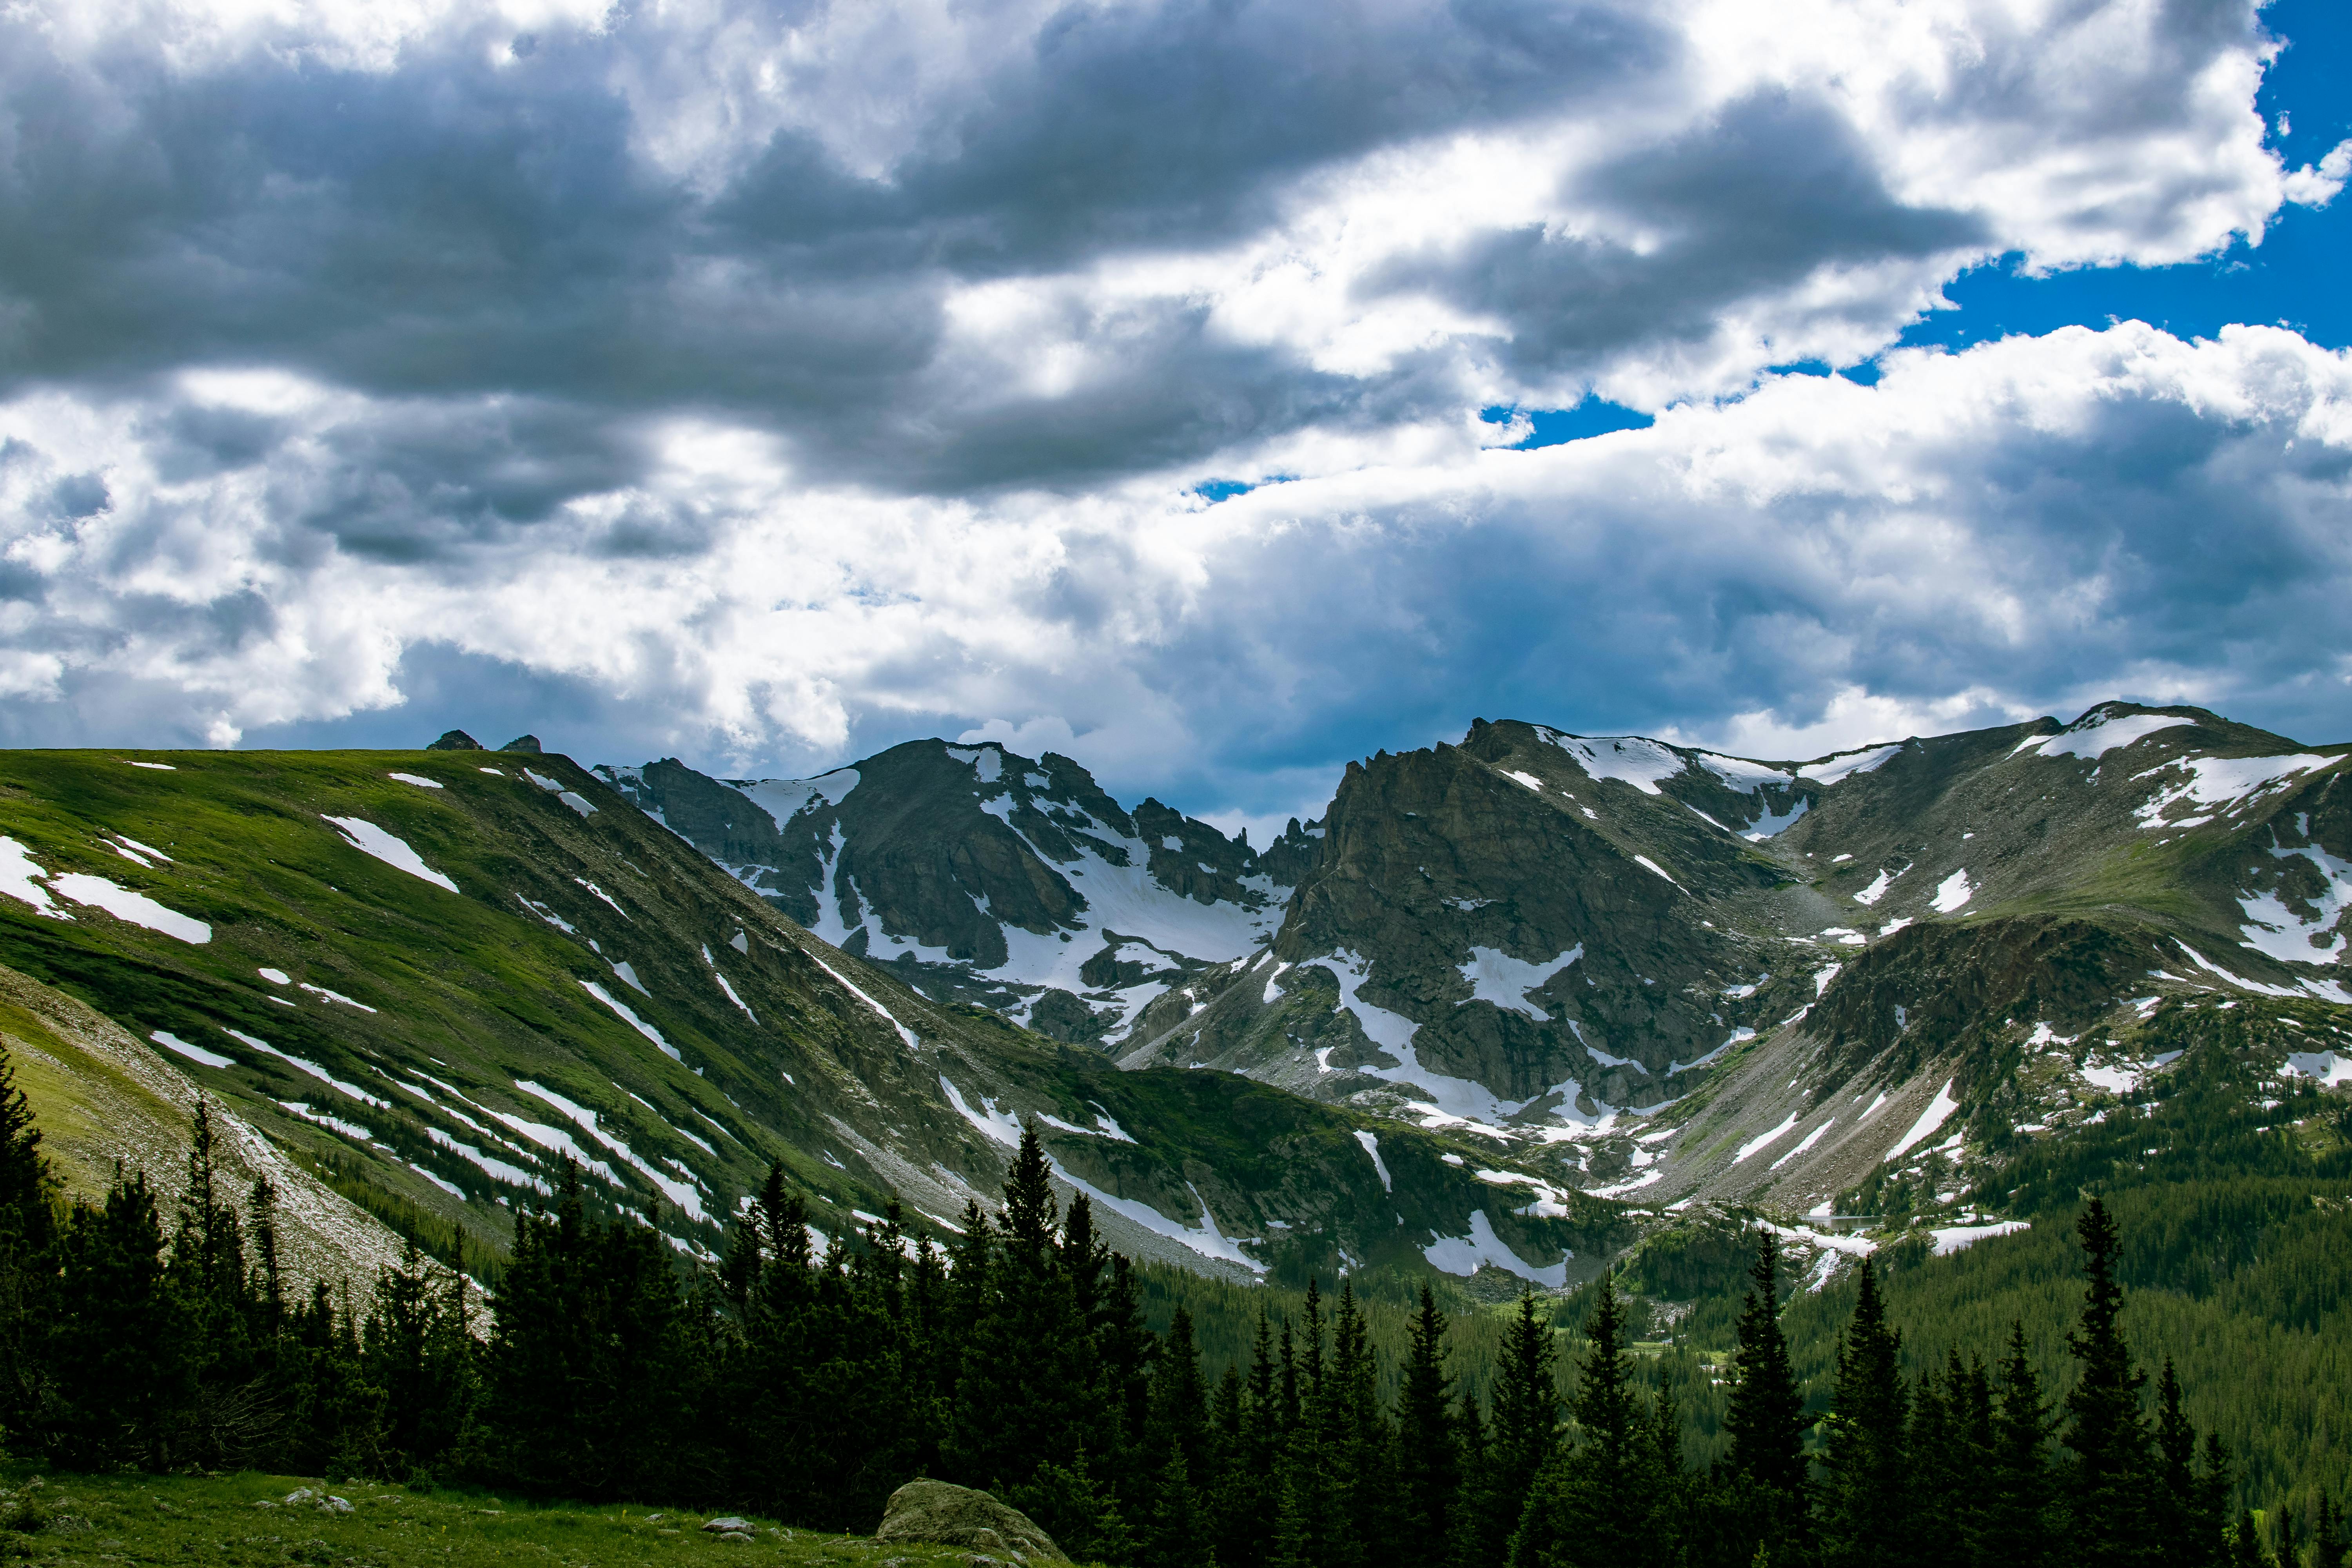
[1329,1281,1395,1568]
[0,1038,60,1446]
[51,1165,197,1471]
[1822,1256,1911,1568]
[1983,1320,2054,1568]
[1468,1286,1560,1568]
[947,1122,1107,1494]
[1719,1227,1811,1564]
[2316,1493,2346,1568]
[2064,1198,2159,1568]
[1510,1272,1652,1568]
[1394,1282,1461,1568]
[2154,1358,2222,1568]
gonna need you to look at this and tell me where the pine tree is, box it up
[1510,1272,1653,1568]
[1983,1321,2054,1568]
[1394,1281,1461,1568]
[1719,1227,1811,1564]
[51,1165,197,1471]
[1464,1285,1559,1567]
[2154,1358,2223,1568]
[2065,1198,2159,1568]
[1822,1256,1911,1568]
[0,1038,61,1448]
[947,1122,1109,1494]
[2316,1492,2346,1568]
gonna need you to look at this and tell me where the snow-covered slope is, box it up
[598,741,1315,1044]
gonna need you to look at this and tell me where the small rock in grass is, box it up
[701,1518,753,1534]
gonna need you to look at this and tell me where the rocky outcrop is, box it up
[873,1480,1065,1562]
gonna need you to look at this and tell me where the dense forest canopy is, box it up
[0,1037,2336,1568]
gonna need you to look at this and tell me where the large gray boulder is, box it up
[873,1480,1065,1563]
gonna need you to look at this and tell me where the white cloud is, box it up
[0,0,2347,797]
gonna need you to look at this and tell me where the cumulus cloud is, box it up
[0,0,2346,807]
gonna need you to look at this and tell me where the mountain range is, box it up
[1,701,2346,1302]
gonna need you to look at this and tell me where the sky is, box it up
[1,0,2348,844]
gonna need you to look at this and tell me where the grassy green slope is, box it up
[0,1467,985,1568]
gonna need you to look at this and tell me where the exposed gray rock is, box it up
[500,735,544,753]
[426,730,484,751]
[873,1480,1064,1563]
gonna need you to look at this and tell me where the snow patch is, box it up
[1546,734,1687,794]
[321,817,459,895]
[514,1080,707,1222]
[1883,1081,1960,1163]
[49,873,211,943]
[2136,753,2340,829]
[388,772,444,789]
[225,1029,390,1109]
[1731,1111,1801,1165]
[1930,1221,2030,1256]
[1798,743,1904,786]
[2237,844,2352,964]
[579,980,679,1060]
[1354,1130,1392,1192]
[1931,870,1973,913]
[297,981,376,1013]
[1423,1209,1566,1287]
[2283,1052,2352,1088]
[1770,1118,1834,1170]
[1457,944,1581,1020]
[806,952,921,1049]
[2026,711,2192,760]
[151,1029,234,1068]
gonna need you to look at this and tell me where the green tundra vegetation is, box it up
[3,1036,2341,1568]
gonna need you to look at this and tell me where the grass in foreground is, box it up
[0,1468,985,1568]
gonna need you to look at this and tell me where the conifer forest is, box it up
[1,1038,2339,1568]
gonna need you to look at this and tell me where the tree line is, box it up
[0,1041,2334,1566]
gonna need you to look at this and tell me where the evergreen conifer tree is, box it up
[0,1038,61,1446]
[1466,1286,1560,1568]
[52,1165,196,1471]
[2154,1358,2222,1568]
[2315,1492,2345,1568]
[1394,1282,1462,1568]
[1510,1272,1653,1568]
[947,1122,1107,1495]
[1718,1227,1811,1564]
[1982,1320,2054,1568]
[2229,1509,2270,1568]
[1822,1256,1911,1568]
[2065,1198,2160,1568]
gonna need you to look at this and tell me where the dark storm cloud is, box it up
[1371,91,1990,375]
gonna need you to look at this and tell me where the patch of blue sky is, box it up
[1481,400,1655,450]
[1893,0,2348,357]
